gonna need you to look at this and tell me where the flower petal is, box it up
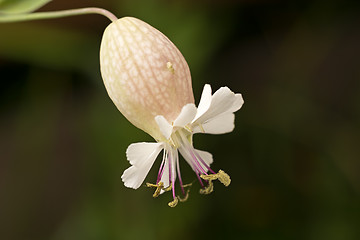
[155,115,173,139]
[122,142,163,189]
[193,86,241,126]
[193,84,212,121]
[193,113,235,134]
[229,93,244,112]
[173,103,197,128]
[121,166,141,189]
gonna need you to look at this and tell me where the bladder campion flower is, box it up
[0,4,243,207]
[100,17,244,207]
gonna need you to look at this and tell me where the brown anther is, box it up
[146,183,158,188]
[163,185,172,192]
[168,197,178,207]
[200,173,218,181]
[218,170,231,186]
[178,189,190,202]
[182,183,193,188]
[199,180,214,195]
[146,182,164,198]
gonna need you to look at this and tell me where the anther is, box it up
[199,170,231,193]
[178,189,190,202]
[199,180,214,195]
[163,185,172,192]
[200,170,231,186]
[168,197,179,207]
[178,183,192,202]
[146,181,164,198]
[182,183,193,188]
[200,173,218,181]
[218,170,231,186]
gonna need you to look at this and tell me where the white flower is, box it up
[122,84,243,207]
[99,17,244,207]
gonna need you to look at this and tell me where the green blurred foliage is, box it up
[0,0,360,240]
[0,0,52,14]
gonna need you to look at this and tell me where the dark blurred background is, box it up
[1,0,360,239]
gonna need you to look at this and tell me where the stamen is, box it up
[168,149,177,202]
[188,148,207,174]
[163,185,172,192]
[195,171,205,187]
[200,174,218,181]
[178,189,190,202]
[218,170,231,186]
[146,182,164,198]
[168,150,172,189]
[199,180,214,195]
[156,155,166,184]
[147,132,231,206]
[175,150,185,195]
[168,196,178,207]
[192,149,216,174]
[182,183,193,188]
[199,170,231,193]
[172,181,176,200]
[177,130,207,175]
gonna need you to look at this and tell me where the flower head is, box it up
[100,17,244,207]
[100,17,194,142]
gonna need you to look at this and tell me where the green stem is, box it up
[0,7,118,23]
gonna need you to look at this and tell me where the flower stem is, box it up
[0,7,118,23]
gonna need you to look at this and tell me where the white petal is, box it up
[122,142,163,189]
[173,103,197,128]
[193,84,212,121]
[126,142,163,166]
[155,115,173,139]
[193,113,235,134]
[229,93,244,112]
[121,166,142,189]
[193,86,240,126]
